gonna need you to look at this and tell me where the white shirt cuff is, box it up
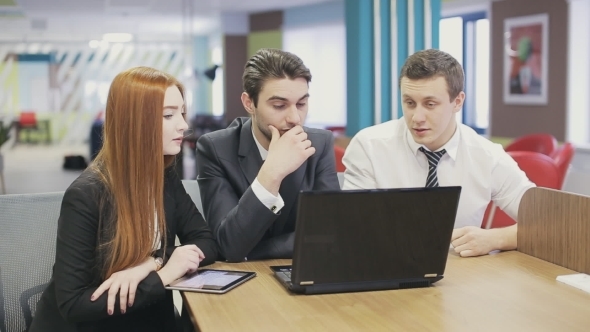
[251,177,285,214]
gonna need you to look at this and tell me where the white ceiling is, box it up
[0,0,337,42]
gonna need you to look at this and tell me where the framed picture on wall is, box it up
[503,13,549,105]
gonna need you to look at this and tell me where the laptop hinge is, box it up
[300,281,314,286]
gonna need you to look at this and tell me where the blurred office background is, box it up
[0,0,589,197]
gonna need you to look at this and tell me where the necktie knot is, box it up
[419,147,447,168]
[419,147,447,187]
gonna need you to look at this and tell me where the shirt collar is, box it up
[405,120,460,161]
[251,127,268,161]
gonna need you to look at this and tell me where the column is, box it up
[345,0,441,136]
[220,13,249,124]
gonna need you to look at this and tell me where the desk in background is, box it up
[183,251,590,331]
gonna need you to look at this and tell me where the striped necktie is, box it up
[419,147,447,187]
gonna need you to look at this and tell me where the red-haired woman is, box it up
[30,67,218,331]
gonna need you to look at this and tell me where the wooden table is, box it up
[183,251,590,331]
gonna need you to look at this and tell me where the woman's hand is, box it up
[90,256,155,315]
[157,245,205,286]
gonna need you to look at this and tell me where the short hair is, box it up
[242,48,312,107]
[399,49,464,100]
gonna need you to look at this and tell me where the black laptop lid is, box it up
[291,186,461,286]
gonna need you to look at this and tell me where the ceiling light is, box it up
[102,33,133,43]
[41,44,52,53]
[15,43,26,53]
[28,43,40,53]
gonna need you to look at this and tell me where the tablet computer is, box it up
[165,269,256,294]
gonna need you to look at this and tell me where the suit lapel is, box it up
[238,118,263,185]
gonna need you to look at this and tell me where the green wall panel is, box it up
[248,30,282,57]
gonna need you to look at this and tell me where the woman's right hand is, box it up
[157,245,205,286]
[90,256,155,315]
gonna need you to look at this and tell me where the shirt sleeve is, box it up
[491,149,536,221]
[251,177,285,214]
[342,132,378,190]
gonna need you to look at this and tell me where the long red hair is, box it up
[92,66,183,278]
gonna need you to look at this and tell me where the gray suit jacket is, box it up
[196,117,340,262]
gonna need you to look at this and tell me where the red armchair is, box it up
[482,151,560,229]
[550,142,575,189]
[334,145,346,172]
[505,133,558,156]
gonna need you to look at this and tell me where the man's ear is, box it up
[452,91,466,113]
[241,92,255,115]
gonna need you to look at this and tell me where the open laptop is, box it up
[271,186,461,295]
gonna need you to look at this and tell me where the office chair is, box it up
[505,133,558,156]
[16,112,38,144]
[0,191,64,331]
[482,151,560,229]
[185,115,226,157]
[550,142,575,189]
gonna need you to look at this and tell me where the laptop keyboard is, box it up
[280,270,292,280]
[274,267,293,285]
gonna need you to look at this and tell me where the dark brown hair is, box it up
[243,48,311,106]
[92,66,182,278]
[399,49,464,100]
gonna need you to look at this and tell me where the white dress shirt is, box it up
[342,119,535,229]
[152,212,161,250]
[251,130,285,214]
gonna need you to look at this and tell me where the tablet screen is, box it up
[166,269,256,293]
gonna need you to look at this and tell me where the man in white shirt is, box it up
[343,49,535,257]
[196,48,340,262]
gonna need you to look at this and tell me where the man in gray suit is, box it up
[196,48,340,262]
